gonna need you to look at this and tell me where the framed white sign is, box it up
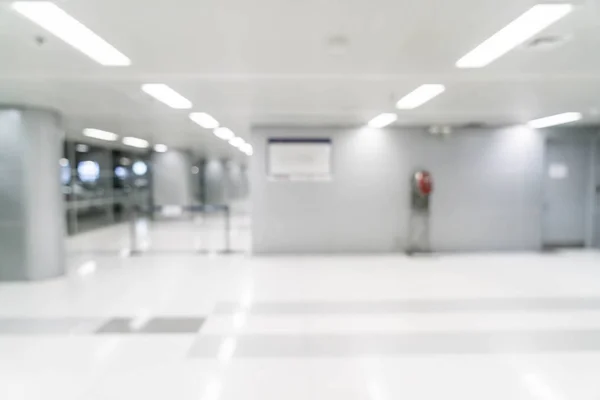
[548,163,568,179]
[268,138,332,181]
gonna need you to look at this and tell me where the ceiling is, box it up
[1,0,600,157]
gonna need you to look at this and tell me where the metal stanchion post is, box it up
[129,205,141,256]
[223,205,231,254]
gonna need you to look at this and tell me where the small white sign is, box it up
[549,163,568,179]
[161,205,183,217]
[268,139,332,181]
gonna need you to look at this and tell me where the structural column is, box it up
[203,159,228,204]
[152,150,195,206]
[0,107,66,281]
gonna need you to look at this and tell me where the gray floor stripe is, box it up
[214,297,600,314]
[95,317,205,334]
[189,330,600,357]
[0,318,106,335]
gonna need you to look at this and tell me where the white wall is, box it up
[251,126,548,253]
[152,150,193,206]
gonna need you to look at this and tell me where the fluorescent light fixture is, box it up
[83,128,118,141]
[141,84,192,109]
[189,112,219,129]
[214,127,235,140]
[12,1,130,66]
[240,143,253,156]
[456,4,573,68]
[229,137,245,148]
[527,112,582,128]
[396,84,446,109]
[154,144,168,153]
[122,136,150,149]
[368,113,397,128]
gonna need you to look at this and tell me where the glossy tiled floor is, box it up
[1,219,600,399]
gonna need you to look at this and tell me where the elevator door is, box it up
[542,140,591,248]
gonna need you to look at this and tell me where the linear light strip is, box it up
[396,84,445,110]
[141,84,192,109]
[240,143,253,156]
[368,113,397,128]
[527,112,582,128]
[229,137,245,148]
[456,4,573,68]
[190,112,219,129]
[12,1,130,66]
[214,127,235,140]
[83,128,118,141]
[154,144,168,152]
[122,136,150,148]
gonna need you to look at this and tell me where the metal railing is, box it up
[128,204,235,255]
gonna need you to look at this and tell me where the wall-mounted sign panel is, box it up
[548,163,568,179]
[268,138,332,181]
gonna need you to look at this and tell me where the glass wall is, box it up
[62,141,152,235]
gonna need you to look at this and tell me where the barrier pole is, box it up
[223,205,231,254]
[129,204,141,256]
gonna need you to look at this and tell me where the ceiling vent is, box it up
[524,35,570,51]
[461,122,487,129]
[327,35,350,56]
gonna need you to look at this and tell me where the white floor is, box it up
[1,221,600,399]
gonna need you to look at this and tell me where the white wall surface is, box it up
[251,126,551,253]
[152,150,193,206]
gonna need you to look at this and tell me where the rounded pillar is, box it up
[0,107,66,281]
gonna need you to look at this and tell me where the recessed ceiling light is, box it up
[396,84,446,110]
[456,4,573,68]
[189,112,219,129]
[12,1,130,66]
[368,113,397,128]
[83,128,118,141]
[214,127,235,140]
[122,136,150,149]
[229,137,245,148]
[141,84,192,109]
[527,112,582,128]
[154,144,168,153]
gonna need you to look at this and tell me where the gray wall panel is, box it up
[203,160,249,205]
[204,160,227,205]
[152,150,193,206]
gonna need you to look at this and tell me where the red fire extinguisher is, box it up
[414,171,433,197]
